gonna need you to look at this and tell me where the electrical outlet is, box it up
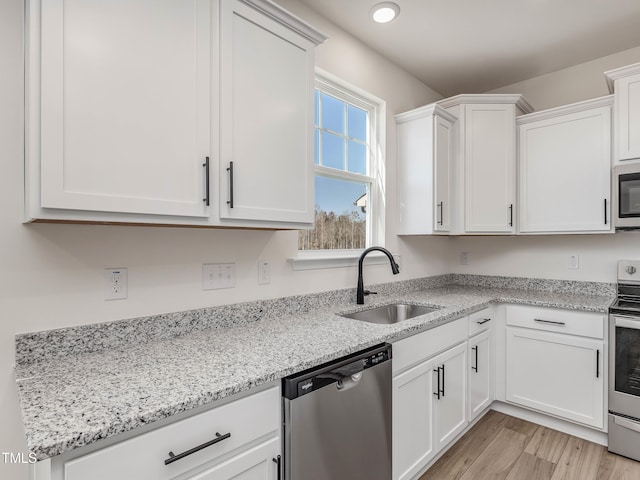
[568,255,580,270]
[104,268,128,300]
[258,261,271,285]
[460,252,470,265]
[203,263,236,290]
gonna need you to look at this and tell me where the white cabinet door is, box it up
[464,104,516,233]
[468,330,493,421]
[219,0,315,225]
[434,113,454,232]
[518,101,612,233]
[615,73,640,161]
[432,342,468,450]
[189,438,279,480]
[505,328,604,429]
[37,0,211,218]
[396,104,455,235]
[392,359,436,480]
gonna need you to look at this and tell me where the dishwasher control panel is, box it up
[282,343,392,400]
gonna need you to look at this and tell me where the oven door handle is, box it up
[613,316,640,330]
[614,415,640,434]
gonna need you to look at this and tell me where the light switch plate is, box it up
[203,263,236,290]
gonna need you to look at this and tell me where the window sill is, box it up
[289,250,400,271]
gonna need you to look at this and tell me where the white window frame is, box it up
[291,69,386,270]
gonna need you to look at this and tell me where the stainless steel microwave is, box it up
[614,163,640,230]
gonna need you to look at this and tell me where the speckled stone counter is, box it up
[15,276,615,462]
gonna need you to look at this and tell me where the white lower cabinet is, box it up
[468,329,493,421]
[392,318,469,480]
[188,438,279,480]
[505,306,605,429]
[393,358,436,480]
[48,387,281,480]
[432,343,468,450]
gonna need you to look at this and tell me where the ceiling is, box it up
[298,0,640,97]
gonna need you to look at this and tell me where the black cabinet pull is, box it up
[509,204,513,227]
[472,345,478,372]
[596,349,600,378]
[164,432,231,465]
[438,202,444,226]
[273,455,282,480]
[203,157,210,206]
[534,318,565,326]
[433,367,441,399]
[441,364,445,397]
[477,318,491,325]
[227,161,234,208]
[604,199,608,225]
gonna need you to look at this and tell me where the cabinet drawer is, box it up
[505,305,605,339]
[64,387,280,480]
[393,318,467,375]
[468,308,493,337]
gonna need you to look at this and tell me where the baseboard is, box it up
[490,401,608,446]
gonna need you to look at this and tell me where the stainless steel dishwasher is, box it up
[282,343,392,480]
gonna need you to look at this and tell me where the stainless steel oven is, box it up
[614,163,640,230]
[609,260,640,461]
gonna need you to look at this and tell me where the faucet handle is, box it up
[364,289,377,296]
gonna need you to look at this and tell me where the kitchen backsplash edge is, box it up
[14,273,614,366]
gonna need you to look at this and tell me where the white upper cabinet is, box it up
[33,0,212,219]
[517,97,613,234]
[25,0,325,227]
[218,0,319,225]
[605,62,640,162]
[440,95,533,234]
[396,104,456,235]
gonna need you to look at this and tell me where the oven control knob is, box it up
[626,266,637,275]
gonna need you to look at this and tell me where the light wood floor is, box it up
[419,411,640,480]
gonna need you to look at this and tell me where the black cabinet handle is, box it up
[509,204,513,227]
[203,157,210,206]
[477,318,491,325]
[596,349,600,378]
[438,202,444,226]
[226,161,234,208]
[433,367,441,399]
[604,199,608,225]
[164,432,231,465]
[441,364,445,397]
[534,318,566,326]
[273,455,282,480]
[472,345,478,372]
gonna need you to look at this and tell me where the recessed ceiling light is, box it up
[370,2,400,24]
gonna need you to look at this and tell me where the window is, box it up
[298,72,384,253]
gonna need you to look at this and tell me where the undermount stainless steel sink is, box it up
[340,303,439,325]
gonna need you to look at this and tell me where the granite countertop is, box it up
[15,281,615,462]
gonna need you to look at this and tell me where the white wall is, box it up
[0,1,445,477]
[449,233,640,283]
[488,45,640,110]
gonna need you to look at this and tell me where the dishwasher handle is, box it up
[337,371,363,391]
[317,359,365,391]
[282,343,392,400]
